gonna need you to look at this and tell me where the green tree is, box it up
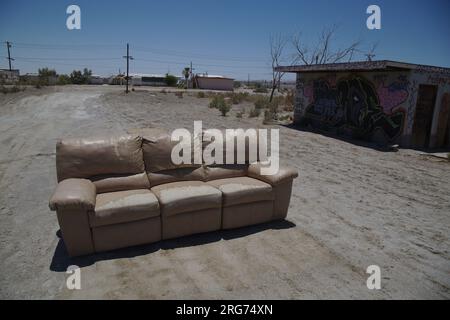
[38,67,57,85]
[182,67,190,88]
[165,74,178,87]
[57,74,71,85]
[69,68,92,84]
[70,70,84,84]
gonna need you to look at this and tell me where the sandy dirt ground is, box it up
[0,85,449,299]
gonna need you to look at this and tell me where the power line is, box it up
[13,56,122,61]
[6,41,268,63]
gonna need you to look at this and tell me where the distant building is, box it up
[89,74,105,85]
[194,74,234,91]
[108,74,126,85]
[130,74,168,86]
[21,73,39,83]
[276,60,450,148]
[0,69,20,84]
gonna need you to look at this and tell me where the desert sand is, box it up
[0,85,448,299]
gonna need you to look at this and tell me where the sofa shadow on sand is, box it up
[49,219,296,272]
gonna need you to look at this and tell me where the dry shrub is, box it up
[248,107,261,118]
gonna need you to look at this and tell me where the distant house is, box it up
[0,69,20,84]
[194,74,234,91]
[276,60,450,148]
[89,74,105,85]
[108,74,126,85]
[130,74,168,86]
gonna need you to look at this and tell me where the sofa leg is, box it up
[272,180,294,220]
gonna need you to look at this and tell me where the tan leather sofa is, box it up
[49,129,298,257]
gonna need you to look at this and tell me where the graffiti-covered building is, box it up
[276,60,450,148]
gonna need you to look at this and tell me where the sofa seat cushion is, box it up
[89,189,160,227]
[207,177,274,207]
[151,181,222,217]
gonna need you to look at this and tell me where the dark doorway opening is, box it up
[412,85,438,148]
[436,93,450,148]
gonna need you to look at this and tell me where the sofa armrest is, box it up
[49,178,96,256]
[247,162,298,186]
[49,178,96,211]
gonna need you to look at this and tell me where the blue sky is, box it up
[0,0,449,80]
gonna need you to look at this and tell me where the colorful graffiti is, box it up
[376,76,409,113]
[303,76,406,141]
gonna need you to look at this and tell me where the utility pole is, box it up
[247,74,250,87]
[123,43,134,93]
[189,61,193,89]
[5,41,14,71]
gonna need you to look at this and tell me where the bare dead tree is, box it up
[364,42,379,61]
[292,25,362,65]
[269,34,287,102]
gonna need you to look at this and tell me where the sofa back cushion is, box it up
[202,129,267,164]
[203,164,248,181]
[56,135,147,192]
[90,172,150,194]
[148,167,206,187]
[202,129,266,180]
[140,128,205,186]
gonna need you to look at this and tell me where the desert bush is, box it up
[228,92,249,104]
[254,96,270,109]
[197,91,206,98]
[233,81,241,89]
[263,99,280,124]
[235,110,244,118]
[160,89,168,94]
[175,91,183,98]
[278,114,291,121]
[218,101,231,116]
[248,107,261,118]
[253,87,268,93]
[1,85,24,94]
[209,95,225,109]
[285,89,294,106]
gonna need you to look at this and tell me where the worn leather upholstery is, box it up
[56,135,145,181]
[50,128,298,256]
[89,189,159,227]
[248,162,299,186]
[49,178,96,256]
[142,130,202,172]
[92,217,161,252]
[49,178,96,211]
[151,181,222,216]
[207,177,274,207]
[148,167,205,187]
[161,207,221,240]
[91,172,150,194]
[151,180,222,240]
[222,201,274,229]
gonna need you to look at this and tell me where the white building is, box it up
[0,69,20,84]
[89,74,105,85]
[194,74,234,91]
[130,74,167,86]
